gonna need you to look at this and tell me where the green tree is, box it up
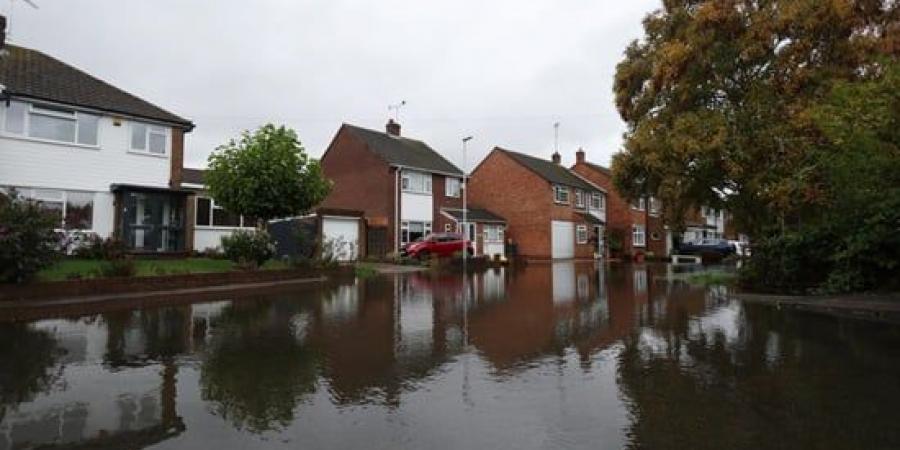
[611,0,897,236]
[206,124,331,228]
[0,191,61,283]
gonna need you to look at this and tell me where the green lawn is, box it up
[37,258,291,282]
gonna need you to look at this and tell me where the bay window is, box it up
[11,188,94,230]
[3,101,99,146]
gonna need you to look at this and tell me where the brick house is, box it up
[319,120,505,258]
[570,149,668,259]
[0,42,197,253]
[467,147,606,260]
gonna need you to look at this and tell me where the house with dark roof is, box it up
[319,120,506,258]
[0,43,195,253]
[468,147,607,260]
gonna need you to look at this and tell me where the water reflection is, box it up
[0,263,898,449]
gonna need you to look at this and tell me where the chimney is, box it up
[576,147,586,164]
[551,151,561,165]
[386,119,401,136]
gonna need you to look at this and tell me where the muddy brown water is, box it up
[1,263,898,450]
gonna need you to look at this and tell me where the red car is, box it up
[401,233,474,259]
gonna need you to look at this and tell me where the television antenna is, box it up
[388,100,406,122]
[6,0,39,42]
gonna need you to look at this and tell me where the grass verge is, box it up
[36,258,291,282]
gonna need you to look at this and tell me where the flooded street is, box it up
[1,263,899,449]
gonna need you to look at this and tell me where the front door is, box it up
[120,191,185,252]
[458,222,477,255]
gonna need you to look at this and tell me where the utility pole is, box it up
[462,136,473,273]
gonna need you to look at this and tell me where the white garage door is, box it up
[322,217,359,261]
[551,220,574,259]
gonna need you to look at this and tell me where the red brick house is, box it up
[319,120,505,258]
[468,147,606,260]
[570,150,668,259]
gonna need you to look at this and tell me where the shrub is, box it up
[221,230,276,269]
[73,235,128,260]
[0,191,61,283]
[100,258,137,278]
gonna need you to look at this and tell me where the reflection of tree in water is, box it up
[200,299,320,433]
[0,324,63,422]
[616,303,900,449]
[102,307,192,368]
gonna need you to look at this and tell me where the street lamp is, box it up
[461,136,473,270]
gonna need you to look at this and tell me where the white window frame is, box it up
[632,224,646,247]
[9,187,95,231]
[576,225,588,244]
[401,170,432,194]
[483,224,504,242]
[574,189,585,209]
[444,223,453,232]
[649,197,661,216]
[589,192,604,211]
[129,121,170,156]
[400,220,432,245]
[553,185,569,204]
[631,198,646,211]
[195,196,254,229]
[445,177,461,198]
[1,100,100,148]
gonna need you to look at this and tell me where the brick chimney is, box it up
[576,147,586,164]
[386,119,401,136]
[552,151,561,164]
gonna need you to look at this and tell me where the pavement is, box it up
[734,292,900,324]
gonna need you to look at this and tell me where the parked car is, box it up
[677,239,736,256]
[401,233,473,259]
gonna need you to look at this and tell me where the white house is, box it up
[0,43,196,253]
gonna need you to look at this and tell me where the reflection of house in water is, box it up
[0,311,191,449]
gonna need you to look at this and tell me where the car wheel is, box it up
[417,250,430,260]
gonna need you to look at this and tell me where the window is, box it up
[3,101,99,146]
[401,170,432,194]
[131,121,168,154]
[445,177,461,198]
[553,185,569,204]
[400,221,432,244]
[649,197,661,216]
[195,196,252,228]
[576,225,588,244]
[574,189,585,208]
[631,198,646,211]
[590,192,604,210]
[483,224,504,242]
[444,223,453,232]
[632,224,646,247]
[12,188,94,230]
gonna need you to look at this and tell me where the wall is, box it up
[432,173,463,233]
[193,228,237,252]
[320,127,395,247]
[572,161,647,257]
[400,191,432,222]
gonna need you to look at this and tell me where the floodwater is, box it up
[1,264,899,450]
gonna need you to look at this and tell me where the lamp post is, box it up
[461,136,473,272]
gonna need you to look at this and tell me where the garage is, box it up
[322,216,360,261]
[551,220,574,259]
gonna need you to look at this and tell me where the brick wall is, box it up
[320,126,397,248]
[169,127,185,188]
[432,173,464,233]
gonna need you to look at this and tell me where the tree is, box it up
[206,124,331,228]
[0,191,61,283]
[611,0,897,236]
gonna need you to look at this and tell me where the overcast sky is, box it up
[7,0,657,170]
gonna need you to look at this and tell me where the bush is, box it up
[0,192,61,283]
[99,258,137,278]
[221,230,276,269]
[73,235,127,260]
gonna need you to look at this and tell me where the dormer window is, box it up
[130,121,169,155]
[553,185,569,204]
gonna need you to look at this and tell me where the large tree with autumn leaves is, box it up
[612,0,898,292]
